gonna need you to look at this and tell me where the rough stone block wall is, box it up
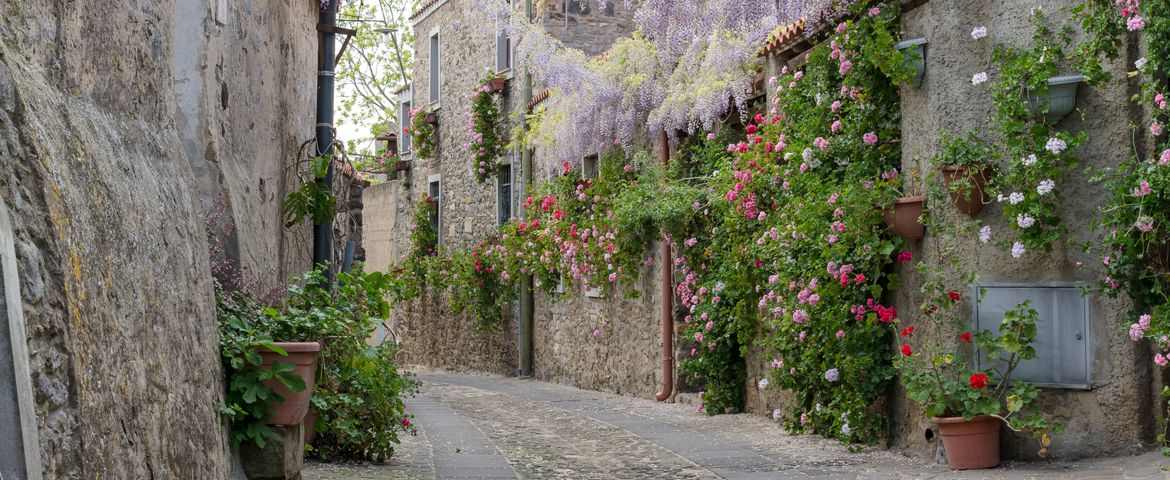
[891,0,1152,460]
[0,0,317,476]
[540,0,636,56]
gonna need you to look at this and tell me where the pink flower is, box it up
[1160,150,1170,165]
[1157,353,1169,367]
[1130,323,1145,341]
[694,332,704,342]
[814,137,830,149]
[830,100,842,112]
[1134,180,1152,197]
[792,310,809,324]
[1153,122,1164,136]
[1128,15,1146,31]
[868,7,880,16]
[831,120,843,134]
[896,250,913,263]
[1140,314,1152,330]
[836,330,845,339]
[863,132,878,145]
[839,60,853,75]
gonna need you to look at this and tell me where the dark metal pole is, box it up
[314,0,338,278]
[518,0,535,378]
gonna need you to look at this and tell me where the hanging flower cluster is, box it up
[408,105,438,164]
[466,74,507,183]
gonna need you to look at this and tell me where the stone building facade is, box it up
[0,0,325,477]
[366,0,1165,463]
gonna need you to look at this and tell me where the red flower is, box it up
[946,290,961,301]
[960,331,972,343]
[877,305,898,323]
[969,373,988,389]
[402,418,411,427]
[746,124,758,134]
[853,274,866,285]
[896,250,913,263]
[901,344,912,356]
[900,326,915,338]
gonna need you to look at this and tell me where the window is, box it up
[972,282,1092,389]
[497,161,513,226]
[428,176,442,246]
[582,154,599,179]
[429,32,441,103]
[399,99,412,154]
[496,29,512,73]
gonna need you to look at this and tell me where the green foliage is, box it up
[217,286,308,449]
[282,156,343,227]
[409,196,439,258]
[470,74,507,183]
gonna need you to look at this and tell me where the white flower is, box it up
[1011,241,1027,258]
[758,378,770,390]
[1017,214,1036,228]
[972,72,989,85]
[1137,57,1149,70]
[979,225,992,244]
[971,26,988,40]
[773,408,783,421]
[1008,192,1025,205]
[1022,154,1037,166]
[802,148,814,163]
[1037,179,1055,195]
[1046,137,1067,154]
[841,423,852,435]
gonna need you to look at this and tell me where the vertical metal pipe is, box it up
[518,0,535,378]
[655,130,673,402]
[313,0,338,279]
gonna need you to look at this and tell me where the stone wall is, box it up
[0,0,318,477]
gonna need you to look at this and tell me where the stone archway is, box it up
[0,199,42,480]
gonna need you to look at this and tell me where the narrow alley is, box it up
[304,372,1169,480]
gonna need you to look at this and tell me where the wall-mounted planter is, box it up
[748,72,766,97]
[257,342,321,426]
[895,37,927,87]
[940,164,995,215]
[489,76,506,93]
[1025,75,1084,123]
[423,112,438,125]
[883,195,926,240]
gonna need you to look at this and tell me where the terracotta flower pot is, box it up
[940,164,994,215]
[303,409,318,444]
[394,160,411,172]
[256,342,321,426]
[932,415,1002,470]
[489,76,506,93]
[883,196,926,240]
[423,112,438,125]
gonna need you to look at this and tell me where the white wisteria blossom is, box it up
[1037,179,1055,195]
[1022,154,1037,166]
[1008,192,1025,205]
[1012,241,1027,258]
[1046,137,1068,154]
[1017,214,1036,228]
[979,225,992,243]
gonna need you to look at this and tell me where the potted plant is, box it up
[468,75,507,183]
[489,74,506,93]
[883,195,926,240]
[934,132,997,215]
[897,257,1061,469]
[1024,75,1084,123]
[254,341,321,425]
[410,106,438,161]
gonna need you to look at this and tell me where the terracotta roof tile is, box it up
[409,0,442,20]
[528,89,550,109]
[758,20,806,58]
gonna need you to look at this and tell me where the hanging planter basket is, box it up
[489,76,506,93]
[932,415,1002,470]
[883,195,926,240]
[895,37,927,87]
[940,164,995,215]
[1025,75,1084,123]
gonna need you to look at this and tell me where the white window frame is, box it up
[428,26,442,107]
[399,87,413,157]
[582,153,600,179]
[428,174,442,246]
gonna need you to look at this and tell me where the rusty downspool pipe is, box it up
[655,130,673,402]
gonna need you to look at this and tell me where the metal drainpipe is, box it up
[313,0,338,279]
[655,130,673,402]
[518,0,535,378]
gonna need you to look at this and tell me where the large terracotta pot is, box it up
[940,165,994,215]
[257,342,321,426]
[303,409,318,444]
[883,196,926,240]
[933,415,1001,470]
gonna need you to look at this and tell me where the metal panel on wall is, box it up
[972,283,1091,389]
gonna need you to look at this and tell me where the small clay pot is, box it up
[883,196,926,240]
[932,415,1002,470]
[940,164,995,215]
[256,342,321,426]
[489,76,506,93]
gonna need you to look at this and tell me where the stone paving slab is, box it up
[305,371,1170,480]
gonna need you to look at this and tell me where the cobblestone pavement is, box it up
[304,371,1170,479]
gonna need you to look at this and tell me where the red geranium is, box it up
[901,344,912,356]
[960,331,972,343]
[900,326,915,338]
[969,373,988,389]
[946,290,961,301]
